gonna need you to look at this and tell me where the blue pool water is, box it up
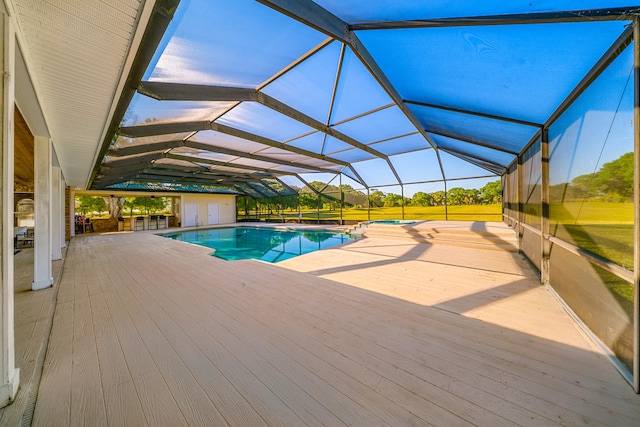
[161,226,357,263]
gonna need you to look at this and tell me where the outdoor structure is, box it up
[1,0,640,415]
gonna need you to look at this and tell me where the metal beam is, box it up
[116,120,353,172]
[275,177,299,195]
[245,182,272,198]
[93,170,146,188]
[165,153,294,175]
[109,138,343,174]
[258,37,335,89]
[230,184,253,197]
[256,0,347,41]
[119,121,210,138]
[134,81,392,161]
[330,103,395,127]
[439,147,506,170]
[343,166,368,188]
[295,174,323,196]
[98,161,156,177]
[515,128,544,165]
[426,129,520,155]
[404,99,543,129]
[183,141,342,174]
[256,91,390,159]
[209,122,350,168]
[349,7,640,30]
[443,151,505,175]
[108,140,185,156]
[134,174,249,187]
[101,152,164,169]
[134,172,256,184]
[88,0,181,188]
[258,0,446,185]
[143,163,263,179]
[249,181,288,197]
[326,44,346,130]
[546,25,634,127]
[138,171,258,184]
[138,81,257,101]
[138,168,258,182]
[234,183,264,198]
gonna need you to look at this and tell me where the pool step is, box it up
[362,221,518,252]
[346,221,368,236]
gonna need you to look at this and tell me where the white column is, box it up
[0,12,19,407]
[33,135,52,290]
[51,165,61,260]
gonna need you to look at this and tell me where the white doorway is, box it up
[207,203,220,225]
[184,203,199,227]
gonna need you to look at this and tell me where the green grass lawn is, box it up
[550,201,633,224]
[553,224,633,270]
[290,205,503,222]
[550,202,633,270]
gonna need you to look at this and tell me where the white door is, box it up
[184,203,199,227]
[207,203,220,225]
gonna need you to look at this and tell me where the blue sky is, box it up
[126,0,632,196]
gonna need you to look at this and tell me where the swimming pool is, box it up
[161,226,358,263]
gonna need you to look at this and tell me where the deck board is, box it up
[1,249,62,427]
[27,228,640,426]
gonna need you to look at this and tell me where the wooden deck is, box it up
[0,248,64,427]
[9,226,640,426]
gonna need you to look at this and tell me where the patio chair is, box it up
[14,226,27,249]
[75,216,84,234]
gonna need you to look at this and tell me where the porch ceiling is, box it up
[10,0,152,188]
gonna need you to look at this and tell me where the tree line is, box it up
[551,152,633,202]
[75,196,170,218]
[298,180,501,209]
[239,180,502,212]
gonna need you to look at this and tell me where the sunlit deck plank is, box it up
[232,261,609,426]
[128,258,337,426]
[100,283,189,427]
[30,228,640,426]
[89,291,147,427]
[149,264,430,426]
[124,284,269,427]
[178,263,520,426]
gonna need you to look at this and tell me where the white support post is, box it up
[33,135,52,290]
[0,12,19,407]
[51,165,62,260]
